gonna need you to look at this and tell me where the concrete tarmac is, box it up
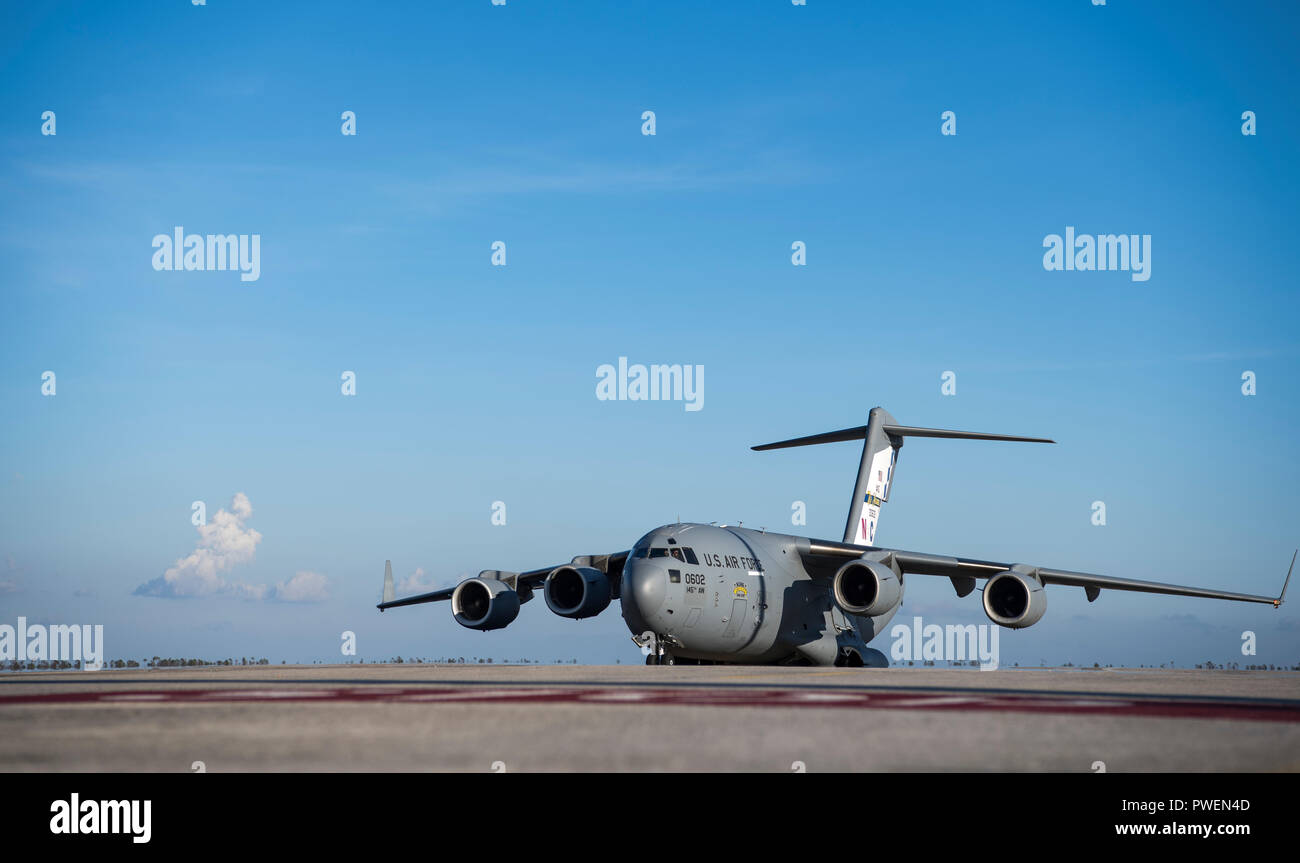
[1,664,1297,772]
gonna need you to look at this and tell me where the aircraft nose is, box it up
[621,559,666,632]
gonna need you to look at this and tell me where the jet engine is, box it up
[982,567,1047,628]
[544,566,612,619]
[452,577,521,630]
[832,558,901,617]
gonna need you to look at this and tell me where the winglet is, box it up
[381,560,395,608]
[1274,550,1296,609]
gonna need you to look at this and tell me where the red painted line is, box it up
[0,686,1297,722]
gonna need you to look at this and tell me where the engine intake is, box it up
[832,559,901,617]
[544,566,612,619]
[452,577,521,630]
[982,567,1047,628]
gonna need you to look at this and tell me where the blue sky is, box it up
[1,1,1298,667]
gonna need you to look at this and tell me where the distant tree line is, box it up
[5,656,1296,672]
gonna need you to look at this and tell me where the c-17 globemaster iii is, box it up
[378,407,1293,666]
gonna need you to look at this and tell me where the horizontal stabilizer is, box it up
[752,423,1053,450]
[880,424,1054,444]
[755,408,1055,547]
[751,424,871,451]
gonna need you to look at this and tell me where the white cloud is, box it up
[135,493,332,602]
[0,553,19,594]
[135,493,266,599]
[397,567,465,594]
[397,567,433,593]
[270,570,329,603]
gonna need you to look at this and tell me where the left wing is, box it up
[800,538,1293,607]
[376,551,629,611]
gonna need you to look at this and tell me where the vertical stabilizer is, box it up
[844,407,899,546]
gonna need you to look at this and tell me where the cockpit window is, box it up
[632,548,649,559]
[683,547,699,565]
[649,548,669,559]
[669,547,684,562]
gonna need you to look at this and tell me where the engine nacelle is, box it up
[832,559,902,617]
[544,566,612,619]
[452,577,521,630]
[982,567,1047,628]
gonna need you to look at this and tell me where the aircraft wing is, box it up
[801,538,1293,607]
[376,584,457,610]
[377,551,630,611]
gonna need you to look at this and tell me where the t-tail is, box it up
[753,406,1055,546]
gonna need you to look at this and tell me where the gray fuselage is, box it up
[619,523,898,666]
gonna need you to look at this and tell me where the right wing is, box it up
[376,551,629,611]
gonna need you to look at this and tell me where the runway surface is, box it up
[1,664,1297,771]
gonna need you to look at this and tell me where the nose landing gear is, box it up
[633,631,687,665]
[633,630,664,665]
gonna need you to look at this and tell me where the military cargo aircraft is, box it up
[378,407,1292,666]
